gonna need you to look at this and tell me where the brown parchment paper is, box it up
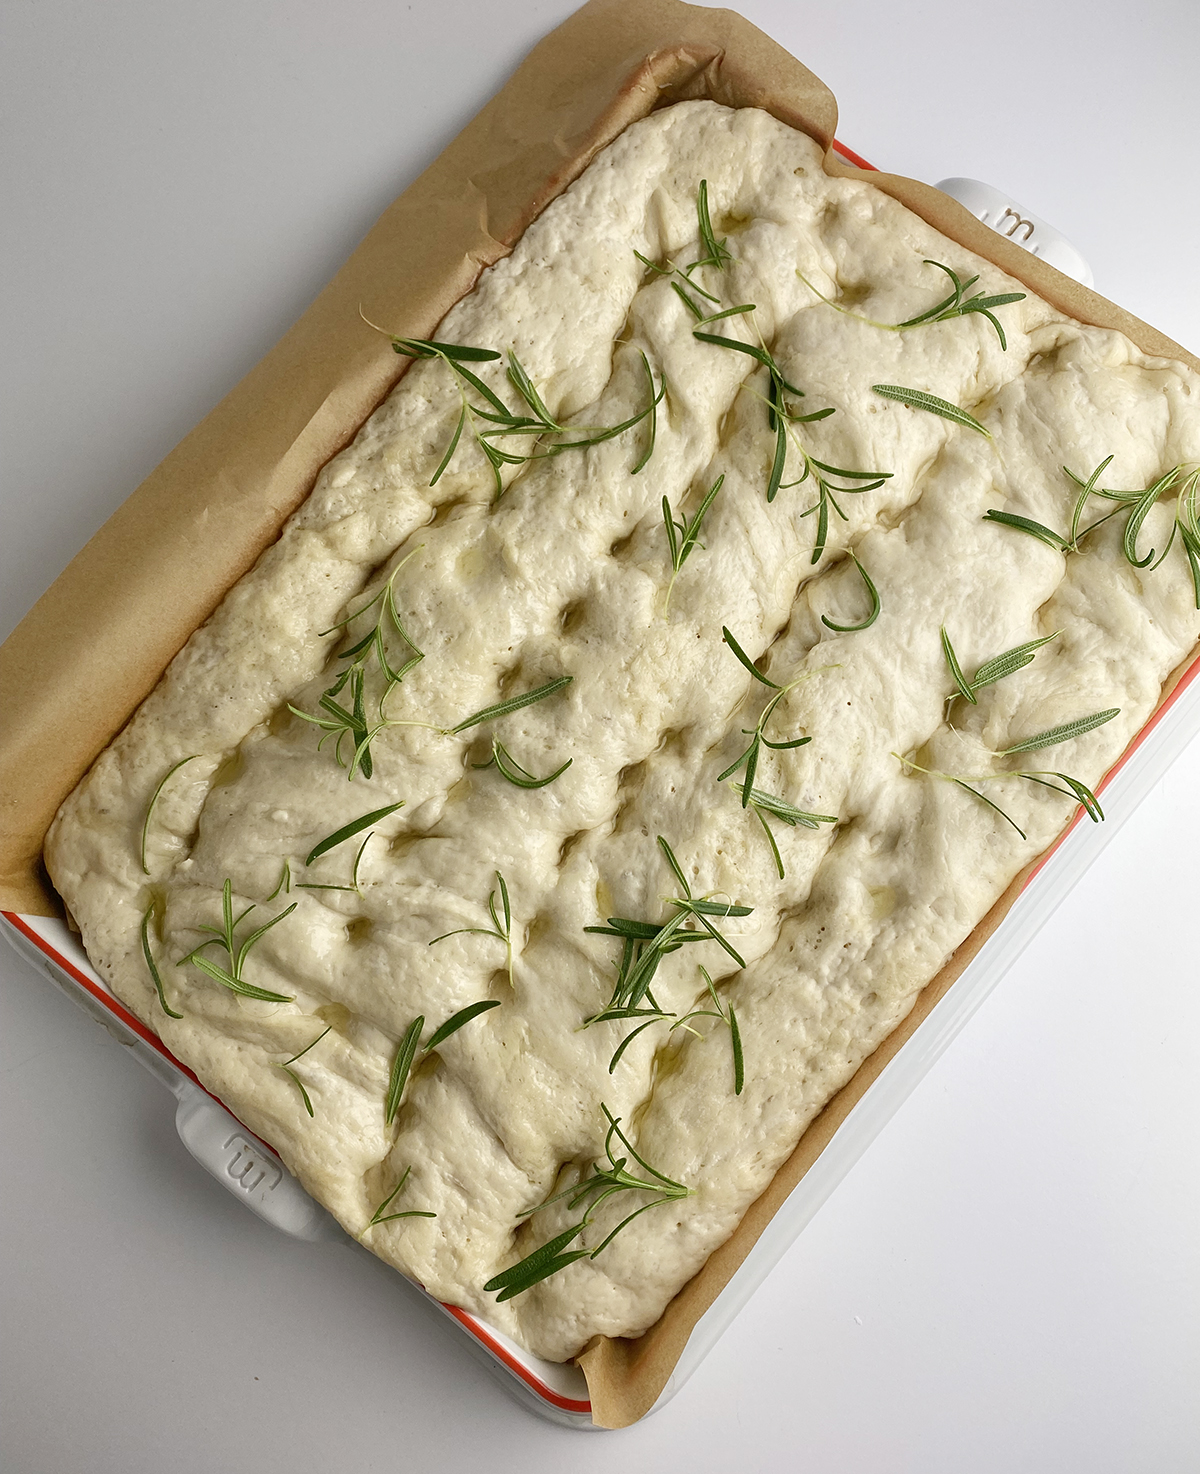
[3,0,1198,1429]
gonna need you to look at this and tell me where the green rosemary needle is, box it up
[140,755,198,874]
[429,871,516,987]
[797,260,1025,349]
[819,551,880,632]
[607,966,744,1093]
[872,384,991,438]
[483,1105,690,1302]
[141,899,183,1019]
[264,859,291,901]
[273,1025,332,1117]
[384,998,503,1125]
[999,707,1120,755]
[366,1165,437,1228]
[306,802,405,865]
[982,509,1071,551]
[473,738,572,790]
[177,880,295,1003]
[584,838,751,1024]
[450,674,573,734]
[941,626,1060,705]
[662,474,724,611]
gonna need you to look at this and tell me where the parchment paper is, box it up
[2,0,1196,1428]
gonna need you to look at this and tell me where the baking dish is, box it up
[2,0,1200,1426]
[8,122,1198,1426]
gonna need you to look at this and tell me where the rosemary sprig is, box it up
[662,474,724,611]
[177,880,296,1002]
[273,1025,332,1117]
[140,755,199,874]
[429,871,516,987]
[289,551,425,781]
[608,966,744,1093]
[739,785,838,880]
[141,898,183,1019]
[635,178,732,316]
[384,998,503,1124]
[872,384,991,438]
[940,626,1059,705]
[797,260,1025,349]
[583,838,751,1025]
[366,1165,437,1228]
[895,752,1105,838]
[449,674,573,734]
[473,739,572,790]
[483,1105,689,1302]
[691,307,890,554]
[718,626,816,808]
[306,802,405,865]
[819,551,880,632]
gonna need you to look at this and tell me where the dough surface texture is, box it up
[46,102,1200,1362]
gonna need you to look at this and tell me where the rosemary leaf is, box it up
[141,901,183,1019]
[450,675,573,734]
[982,509,1071,550]
[140,755,198,874]
[820,552,880,633]
[872,384,991,437]
[367,1165,438,1227]
[474,738,572,789]
[940,626,977,704]
[423,999,502,1054]
[306,802,405,865]
[1000,707,1120,755]
[384,1015,424,1125]
[721,627,779,688]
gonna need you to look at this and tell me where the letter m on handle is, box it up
[999,208,1035,242]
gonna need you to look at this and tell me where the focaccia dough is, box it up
[46,102,1200,1361]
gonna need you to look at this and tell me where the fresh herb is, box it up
[1174,467,1200,606]
[306,803,406,865]
[384,1016,424,1126]
[289,550,425,782]
[429,871,516,987]
[483,1105,689,1302]
[273,1025,332,1117]
[999,707,1119,755]
[178,880,296,1002]
[388,324,666,498]
[797,260,1026,349]
[895,710,1119,836]
[895,752,1105,838]
[872,384,991,438]
[941,627,1060,706]
[141,898,183,1019]
[662,474,724,611]
[820,551,880,632]
[738,785,838,880]
[265,859,291,901]
[450,674,573,734]
[608,966,744,1094]
[584,838,751,1026]
[365,1165,437,1228]
[982,509,1072,551]
[718,626,815,804]
[473,738,572,790]
[635,178,733,317]
[140,755,198,874]
[384,998,503,1125]
[296,833,374,895]
[423,999,502,1053]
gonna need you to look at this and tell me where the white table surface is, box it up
[3,2,1199,1469]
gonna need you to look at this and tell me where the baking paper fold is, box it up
[2,0,1197,1429]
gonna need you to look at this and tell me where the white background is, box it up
[3,1,1199,1469]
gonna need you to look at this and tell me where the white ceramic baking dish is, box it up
[6,146,1187,1429]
